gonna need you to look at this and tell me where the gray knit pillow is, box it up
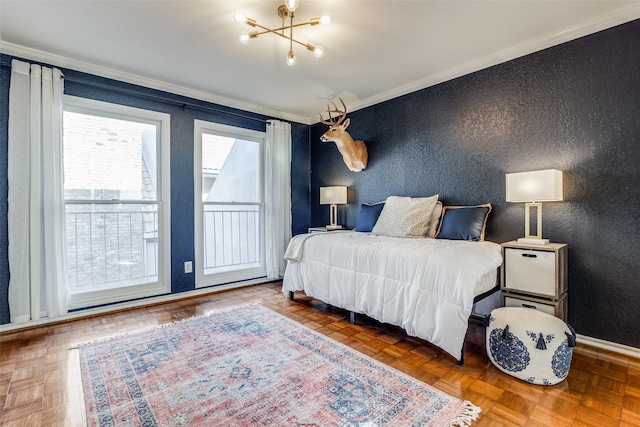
[372,195,439,237]
[426,201,443,238]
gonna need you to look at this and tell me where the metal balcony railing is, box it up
[65,203,262,292]
[65,204,158,293]
[203,203,262,274]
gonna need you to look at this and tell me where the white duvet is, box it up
[282,231,503,361]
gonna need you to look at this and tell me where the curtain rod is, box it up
[0,59,268,124]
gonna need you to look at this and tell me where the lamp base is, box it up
[325,224,343,230]
[517,237,550,245]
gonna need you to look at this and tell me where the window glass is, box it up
[194,120,265,287]
[63,96,170,308]
[64,112,157,201]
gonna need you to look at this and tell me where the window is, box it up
[194,120,266,287]
[63,96,170,309]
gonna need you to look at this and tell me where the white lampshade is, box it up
[506,169,563,245]
[320,186,348,205]
[506,169,563,203]
[320,186,348,229]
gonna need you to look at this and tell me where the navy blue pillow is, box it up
[435,204,491,241]
[355,202,385,232]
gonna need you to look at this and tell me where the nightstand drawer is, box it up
[504,248,556,297]
[502,293,567,321]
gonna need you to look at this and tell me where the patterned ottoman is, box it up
[485,307,576,385]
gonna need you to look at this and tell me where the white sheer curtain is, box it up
[264,119,292,279]
[8,59,68,323]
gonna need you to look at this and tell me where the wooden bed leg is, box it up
[287,291,294,301]
[457,348,464,366]
[349,311,356,324]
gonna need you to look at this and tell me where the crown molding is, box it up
[345,4,640,118]
[3,2,639,126]
[0,41,311,125]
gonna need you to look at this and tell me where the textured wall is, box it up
[307,20,640,348]
[0,63,8,323]
[0,55,310,323]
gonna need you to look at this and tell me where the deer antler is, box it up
[318,97,347,126]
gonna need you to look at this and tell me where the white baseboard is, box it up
[576,334,640,360]
[0,278,277,334]
[3,285,639,362]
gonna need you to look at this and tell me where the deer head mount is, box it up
[319,98,368,172]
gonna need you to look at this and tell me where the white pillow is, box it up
[372,195,439,237]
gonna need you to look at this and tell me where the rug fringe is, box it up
[450,401,481,426]
[71,302,262,349]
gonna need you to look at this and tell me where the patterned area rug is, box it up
[79,304,480,426]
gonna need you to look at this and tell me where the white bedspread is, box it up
[282,231,503,361]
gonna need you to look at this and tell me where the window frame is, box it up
[194,120,266,288]
[63,95,171,309]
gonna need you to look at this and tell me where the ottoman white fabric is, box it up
[485,307,576,385]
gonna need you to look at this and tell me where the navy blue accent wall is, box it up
[0,54,310,324]
[0,62,8,324]
[291,124,311,237]
[307,20,640,348]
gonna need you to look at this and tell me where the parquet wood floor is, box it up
[1,281,638,426]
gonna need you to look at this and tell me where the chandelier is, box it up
[233,0,331,66]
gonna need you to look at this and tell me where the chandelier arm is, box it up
[250,22,279,33]
[290,37,311,48]
[250,29,308,49]
[288,21,316,29]
[289,14,294,51]
[248,20,316,35]
[252,29,289,38]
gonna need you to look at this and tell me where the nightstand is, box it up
[307,226,344,233]
[500,240,568,321]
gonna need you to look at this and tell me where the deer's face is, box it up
[320,118,350,143]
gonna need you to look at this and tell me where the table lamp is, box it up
[320,186,348,230]
[506,169,563,245]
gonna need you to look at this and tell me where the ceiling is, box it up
[1,1,640,124]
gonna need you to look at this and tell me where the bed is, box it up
[282,196,504,364]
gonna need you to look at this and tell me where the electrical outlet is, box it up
[184,261,192,273]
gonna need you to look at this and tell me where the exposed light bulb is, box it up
[313,46,325,58]
[286,51,297,66]
[233,11,247,24]
[239,31,250,44]
[285,0,299,13]
[320,12,331,25]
